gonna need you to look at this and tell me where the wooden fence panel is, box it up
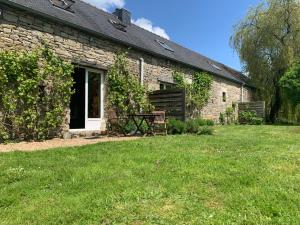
[149,89,186,121]
[238,101,265,118]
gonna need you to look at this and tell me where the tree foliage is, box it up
[173,71,213,118]
[0,47,74,142]
[107,52,152,118]
[231,0,300,123]
[280,59,300,103]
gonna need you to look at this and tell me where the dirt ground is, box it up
[0,136,141,153]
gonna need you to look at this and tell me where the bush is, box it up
[275,118,296,125]
[169,118,214,135]
[197,126,214,135]
[219,113,226,125]
[0,47,74,142]
[193,118,214,126]
[225,106,236,124]
[205,119,215,126]
[239,110,263,125]
[167,119,187,134]
[250,117,264,125]
[186,120,199,133]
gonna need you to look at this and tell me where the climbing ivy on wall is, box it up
[173,71,213,118]
[0,47,74,142]
[107,52,153,118]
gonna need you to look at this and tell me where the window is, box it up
[160,82,176,90]
[156,40,174,52]
[88,72,101,118]
[109,19,127,32]
[208,61,222,71]
[49,0,75,12]
[222,92,227,102]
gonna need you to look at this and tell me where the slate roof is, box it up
[0,0,251,86]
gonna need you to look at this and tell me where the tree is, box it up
[107,52,152,118]
[280,60,300,103]
[231,0,300,123]
[279,60,300,122]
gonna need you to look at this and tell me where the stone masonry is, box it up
[0,5,253,132]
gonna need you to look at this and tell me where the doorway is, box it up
[70,67,105,130]
[70,67,85,129]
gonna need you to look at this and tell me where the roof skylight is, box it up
[156,39,174,52]
[208,61,222,71]
[49,0,75,12]
[109,18,127,32]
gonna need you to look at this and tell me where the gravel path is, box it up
[0,136,141,153]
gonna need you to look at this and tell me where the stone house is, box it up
[0,0,254,133]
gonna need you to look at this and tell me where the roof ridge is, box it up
[50,0,246,76]
[2,0,251,86]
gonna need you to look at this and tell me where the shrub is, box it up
[169,118,214,135]
[193,118,214,126]
[219,113,226,125]
[186,120,199,133]
[205,119,215,126]
[167,119,187,134]
[275,118,295,125]
[239,110,263,125]
[197,126,214,135]
[0,47,74,142]
[250,117,264,125]
[225,106,235,124]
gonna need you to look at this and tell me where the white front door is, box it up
[85,69,104,130]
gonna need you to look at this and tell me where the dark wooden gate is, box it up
[238,101,266,118]
[149,89,186,121]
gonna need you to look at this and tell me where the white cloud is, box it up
[132,18,170,40]
[82,0,125,11]
[82,1,170,40]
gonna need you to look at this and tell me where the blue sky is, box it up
[84,0,261,71]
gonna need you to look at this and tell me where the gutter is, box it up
[241,83,245,102]
[0,0,250,86]
[139,58,144,86]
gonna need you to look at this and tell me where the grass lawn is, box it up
[0,126,300,225]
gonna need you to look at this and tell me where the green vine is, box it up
[107,52,153,118]
[0,47,74,142]
[173,71,213,118]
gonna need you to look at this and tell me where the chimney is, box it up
[113,8,131,26]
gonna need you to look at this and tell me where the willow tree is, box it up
[231,0,300,123]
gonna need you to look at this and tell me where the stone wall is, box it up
[243,86,253,103]
[0,4,253,131]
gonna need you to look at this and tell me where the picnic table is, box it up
[127,113,156,135]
